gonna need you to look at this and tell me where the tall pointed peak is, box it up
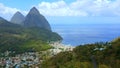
[15,11,21,14]
[23,7,51,31]
[14,11,24,16]
[10,11,25,25]
[31,7,37,10]
[16,11,21,13]
[29,7,40,14]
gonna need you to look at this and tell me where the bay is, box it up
[51,24,120,46]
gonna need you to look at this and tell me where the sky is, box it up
[0,0,120,24]
[0,0,120,45]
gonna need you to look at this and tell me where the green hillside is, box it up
[41,37,120,68]
[0,17,62,54]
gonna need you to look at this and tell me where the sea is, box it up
[51,24,120,46]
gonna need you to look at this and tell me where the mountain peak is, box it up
[11,11,25,25]
[29,7,40,14]
[15,11,22,15]
[13,11,24,17]
[23,7,51,31]
[31,7,37,10]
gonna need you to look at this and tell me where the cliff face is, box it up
[23,7,51,31]
[10,11,25,25]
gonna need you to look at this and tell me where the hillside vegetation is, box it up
[41,38,120,68]
[0,17,62,54]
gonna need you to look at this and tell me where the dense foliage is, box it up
[41,38,120,68]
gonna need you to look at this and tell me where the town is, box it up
[0,42,74,68]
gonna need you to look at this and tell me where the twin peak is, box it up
[11,7,51,31]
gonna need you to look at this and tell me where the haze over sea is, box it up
[48,17,120,46]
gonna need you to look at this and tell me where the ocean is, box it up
[51,24,120,46]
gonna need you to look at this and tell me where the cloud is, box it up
[0,3,19,14]
[0,3,27,20]
[36,0,88,16]
[0,0,120,19]
[36,0,120,16]
[0,3,19,20]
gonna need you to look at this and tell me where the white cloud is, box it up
[0,3,18,14]
[0,3,19,20]
[0,0,120,19]
[36,0,88,16]
[36,0,120,16]
[0,3,27,20]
